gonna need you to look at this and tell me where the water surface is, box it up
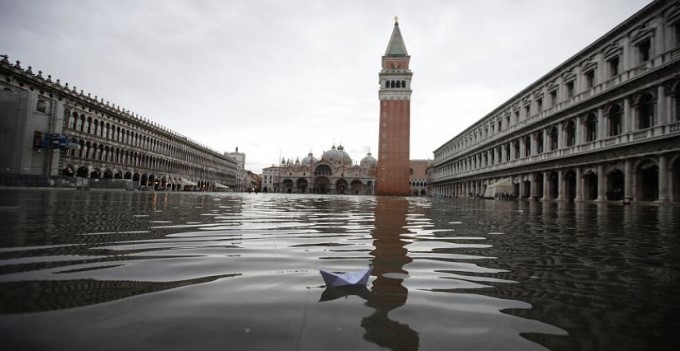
[0,189,678,350]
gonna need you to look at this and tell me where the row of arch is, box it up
[437,87,679,177]
[271,177,375,195]
[436,154,680,203]
[66,111,219,165]
[62,136,232,184]
[61,164,222,191]
[384,80,408,89]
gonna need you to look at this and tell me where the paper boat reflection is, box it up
[320,267,372,288]
[319,285,372,302]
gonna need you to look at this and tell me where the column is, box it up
[597,107,605,140]
[530,175,537,199]
[518,176,526,199]
[574,167,583,201]
[542,128,549,153]
[658,154,669,202]
[624,159,633,202]
[596,164,606,202]
[541,171,550,201]
[657,85,667,127]
[518,140,524,160]
[556,170,565,201]
[575,116,583,146]
[623,97,632,134]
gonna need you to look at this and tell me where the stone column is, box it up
[574,167,583,201]
[657,85,667,126]
[597,107,605,140]
[575,116,583,146]
[518,177,525,199]
[556,170,565,201]
[530,175,537,199]
[596,164,606,202]
[658,154,669,202]
[623,97,632,134]
[624,159,633,202]
[518,140,524,160]
[541,171,550,201]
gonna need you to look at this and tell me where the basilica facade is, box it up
[261,144,377,194]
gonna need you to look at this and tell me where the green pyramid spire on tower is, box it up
[384,17,408,57]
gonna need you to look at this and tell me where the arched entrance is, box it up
[583,170,598,200]
[336,179,348,194]
[140,174,148,188]
[114,171,123,179]
[282,179,294,193]
[296,178,308,193]
[124,171,132,179]
[90,168,101,178]
[76,166,88,178]
[63,165,75,177]
[350,180,364,195]
[534,173,544,199]
[607,169,624,201]
[103,169,113,179]
[314,177,330,194]
[636,160,659,201]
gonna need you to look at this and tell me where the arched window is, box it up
[637,93,654,129]
[585,113,597,142]
[607,104,623,136]
[523,136,531,157]
[565,121,576,146]
[536,132,544,154]
[549,127,559,150]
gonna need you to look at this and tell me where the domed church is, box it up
[261,144,377,194]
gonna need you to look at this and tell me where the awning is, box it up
[483,178,513,198]
[179,178,197,187]
[214,183,229,189]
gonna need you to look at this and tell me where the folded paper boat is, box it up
[320,267,372,287]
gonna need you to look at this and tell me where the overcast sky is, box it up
[1,0,652,173]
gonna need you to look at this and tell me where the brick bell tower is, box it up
[376,17,412,196]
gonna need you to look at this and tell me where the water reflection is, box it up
[363,197,418,350]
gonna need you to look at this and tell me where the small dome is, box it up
[360,152,377,168]
[301,152,318,165]
[322,144,352,165]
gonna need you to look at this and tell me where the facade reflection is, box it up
[362,197,418,350]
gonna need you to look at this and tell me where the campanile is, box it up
[376,18,412,196]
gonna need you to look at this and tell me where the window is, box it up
[607,105,623,136]
[675,22,680,47]
[506,115,510,127]
[608,56,620,78]
[549,90,558,107]
[537,98,543,112]
[523,136,531,157]
[525,104,531,118]
[566,121,576,146]
[549,127,558,150]
[566,81,575,99]
[36,100,47,113]
[585,114,597,142]
[514,110,520,122]
[674,85,680,121]
[585,70,595,89]
[637,94,654,129]
[637,39,651,63]
[536,133,544,154]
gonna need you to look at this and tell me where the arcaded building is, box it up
[0,56,237,190]
[261,145,376,194]
[432,0,680,203]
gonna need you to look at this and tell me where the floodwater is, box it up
[0,189,678,351]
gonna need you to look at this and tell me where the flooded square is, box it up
[0,189,679,350]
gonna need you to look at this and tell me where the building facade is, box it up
[262,145,376,194]
[409,160,432,196]
[376,19,412,196]
[225,147,246,191]
[432,0,680,203]
[0,55,238,190]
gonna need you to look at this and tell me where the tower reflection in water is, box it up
[363,197,418,350]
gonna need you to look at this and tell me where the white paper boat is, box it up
[320,267,372,287]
